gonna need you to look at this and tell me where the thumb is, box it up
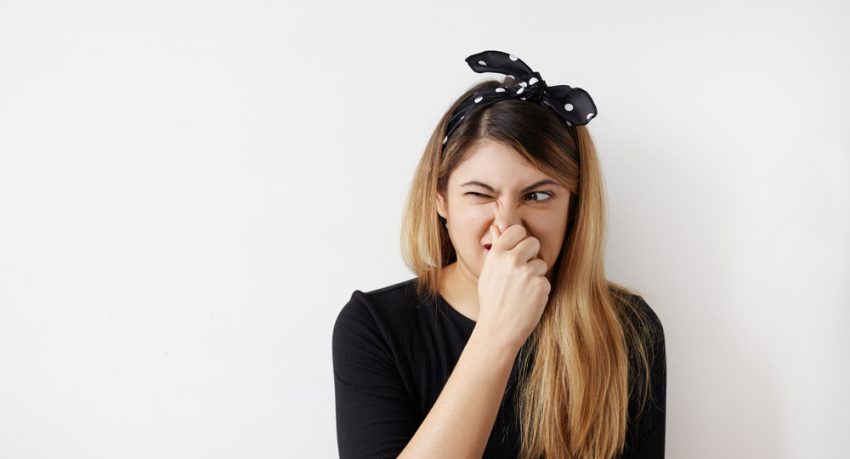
[489,224,501,247]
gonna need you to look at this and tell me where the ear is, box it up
[436,191,448,219]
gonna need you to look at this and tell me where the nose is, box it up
[492,199,524,233]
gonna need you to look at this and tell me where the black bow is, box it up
[443,50,598,145]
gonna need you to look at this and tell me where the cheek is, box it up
[531,217,569,263]
[468,212,493,228]
[450,205,491,230]
[447,208,491,262]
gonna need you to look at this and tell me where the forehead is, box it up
[449,138,553,186]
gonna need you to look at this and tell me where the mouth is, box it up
[484,243,492,251]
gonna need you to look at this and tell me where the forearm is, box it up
[398,327,519,459]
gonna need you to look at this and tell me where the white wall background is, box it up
[1,1,847,458]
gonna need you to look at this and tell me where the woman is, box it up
[332,50,666,459]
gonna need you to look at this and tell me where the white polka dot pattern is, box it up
[442,50,599,145]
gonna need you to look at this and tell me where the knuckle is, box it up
[512,255,524,268]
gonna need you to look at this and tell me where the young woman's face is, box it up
[437,138,571,280]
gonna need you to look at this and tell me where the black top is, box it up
[332,278,666,458]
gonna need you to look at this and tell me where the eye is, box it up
[526,191,554,202]
[465,192,491,198]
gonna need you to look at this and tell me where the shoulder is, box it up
[333,277,423,340]
[623,294,666,388]
[628,294,666,361]
[631,294,665,343]
[335,277,422,319]
[332,277,431,376]
[610,285,665,347]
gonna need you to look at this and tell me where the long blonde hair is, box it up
[400,79,656,459]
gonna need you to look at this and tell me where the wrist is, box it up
[468,325,522,363]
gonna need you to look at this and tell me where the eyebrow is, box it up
[460,179,561,194]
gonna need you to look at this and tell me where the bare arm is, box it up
[398,326,520,459]
[398,224,549,458]
[330,224,545,457]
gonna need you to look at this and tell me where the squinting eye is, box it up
[527,191,554,202]
[465,192,490,198]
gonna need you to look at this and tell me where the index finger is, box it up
[492,224,527,251]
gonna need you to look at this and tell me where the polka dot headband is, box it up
[442,50,598,146]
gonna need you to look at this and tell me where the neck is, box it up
[439,262,480,321]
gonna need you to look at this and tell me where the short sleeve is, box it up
[332,291,419,458]
[622,295,667,458]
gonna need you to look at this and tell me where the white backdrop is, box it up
[1,1,848,458]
